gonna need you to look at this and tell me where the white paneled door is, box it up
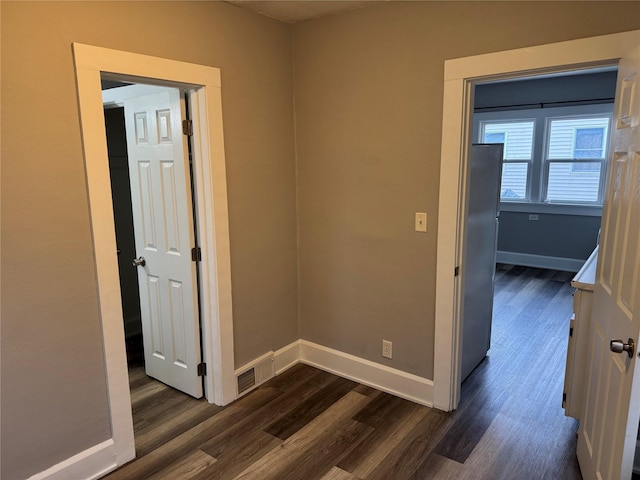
[577,44,640,480]
[106,85,203,398]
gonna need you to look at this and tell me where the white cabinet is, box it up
[563,247,598,419]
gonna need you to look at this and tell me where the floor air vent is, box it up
[237,369,256,394]
[235,352,275,397]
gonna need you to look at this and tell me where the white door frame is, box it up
[73,43,235,466]
[434,29,640,412]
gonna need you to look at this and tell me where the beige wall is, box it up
[293,1,640,379]
[2,1,640,478]
[0,2,297,478]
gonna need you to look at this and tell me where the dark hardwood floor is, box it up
[105,265,582,480]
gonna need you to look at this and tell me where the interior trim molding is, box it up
[298,340,434,406]
[73,42,236,472]
[274,340,301,374]
[496,251,585,272]
[271,339,434,406]
[26,440,117,480]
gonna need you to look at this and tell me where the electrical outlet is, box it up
[382,340,393,359]
[528,214,539,221]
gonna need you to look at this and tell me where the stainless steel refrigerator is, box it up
[460,143,503,382]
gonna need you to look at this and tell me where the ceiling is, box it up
[225,0,381,23]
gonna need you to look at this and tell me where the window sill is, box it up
[499,202,602,217]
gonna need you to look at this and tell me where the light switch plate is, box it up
[415,212,427,232]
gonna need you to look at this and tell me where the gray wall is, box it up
[475,72,616,264]
[2,1,640,479]
[497,212,601,260]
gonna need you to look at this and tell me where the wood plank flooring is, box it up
[104,265,582,480]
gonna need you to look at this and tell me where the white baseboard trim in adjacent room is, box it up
[298,340,434,407]
[496,251,585,272]
[273,340,301,374]
[27,439,117,480]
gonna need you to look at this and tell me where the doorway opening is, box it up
[103,103,144,367]
[102,83,205,398]
[102,81,205,400]
[447,69,616,473]
[459,67,617,386]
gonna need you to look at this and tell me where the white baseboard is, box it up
[298,340,433,407]
[496,251,585,272]
[270,339,434,406]
[274,340,301,374]
[27,439,118,480]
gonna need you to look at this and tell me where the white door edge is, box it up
[73,43,235,466]
[434,29,640,412]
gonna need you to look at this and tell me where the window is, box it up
[546,116,609,203]
[475,104,612,209]
[480,120,535,200]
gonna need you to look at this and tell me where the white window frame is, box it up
[473,103,613,215]
[542,112,612,205]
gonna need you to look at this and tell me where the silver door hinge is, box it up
[182,119,193,136]
[191,246,202,262]
[197,363,207,377]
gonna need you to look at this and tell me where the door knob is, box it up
[132,256,146,267]
[610,338,634,358]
